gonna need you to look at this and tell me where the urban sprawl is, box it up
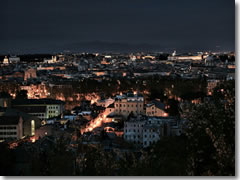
[0,51,235,175]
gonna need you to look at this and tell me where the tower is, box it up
[172,50,176,57]
[3,56,9,64]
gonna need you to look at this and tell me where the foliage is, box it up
[131,136,188,176]
[15,90,28,99]
[0,143,16,175]
[31,137,74,176]
[185,80,235,175]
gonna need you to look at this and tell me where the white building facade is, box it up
[124,116,182,148]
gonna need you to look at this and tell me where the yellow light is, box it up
[31,137,36,143]
[163,113,168,117]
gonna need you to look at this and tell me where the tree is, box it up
[185,80,235,175]
[15,90,28,99]
[0,143,16,175]
[147,88,165,101]
[131,136,188,176]
[166,98,180,116]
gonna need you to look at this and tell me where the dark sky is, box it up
[0,0,235,53]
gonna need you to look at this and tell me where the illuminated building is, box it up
[3,56,9,64]
[114,91,144,118]
[105,103,115,117]
[12,99,65,120]
[9,56,20,63]
[20,83,49,99]
[43,55,58,63]
[0,107,41,138]
[168,51,203,61]
[124,116,181,148]
[24,68,37,81]
[142,55,155,60]
[168,55,203,61]
[97,98,114,108]
[0,116,23,141]
[145,100,168,117]
[101,58,111,65]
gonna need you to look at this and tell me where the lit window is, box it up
[3,100,7,107]
[31,120,35,136]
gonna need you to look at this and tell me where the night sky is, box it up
[0,0,235,54]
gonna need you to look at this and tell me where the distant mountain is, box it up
[0,40,234,54]
[62,41,166,53]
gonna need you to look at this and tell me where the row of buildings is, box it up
[124,116,183,148]
[0,51,235,148]
[0,92,65,141]
[75,91,182,148]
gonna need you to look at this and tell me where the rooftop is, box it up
[107,103,115,108]
[147,100,165,110]
[13,98,65,106]
[0,116,20,125]
[14,106,46,113]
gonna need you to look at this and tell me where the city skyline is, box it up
[0,0,236,176]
